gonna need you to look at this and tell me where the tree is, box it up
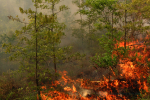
[72,0,104,54]
[84,0,125,80]
[72,0,86,52]
[87,0,150,80]
[3,0,69,99]
[37,0,69,74]
[117,0,150,41]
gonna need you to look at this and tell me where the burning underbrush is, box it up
[38,36,150,100]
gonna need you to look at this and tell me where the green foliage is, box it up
[0,69,48,100]
[1,0,150,99]
[86,0,117,10]
[0,31,19,73]
[0,70,24,99]
[3,0,70,71]
[92,31,123,68]
[116,0,150,39]
[2,0,70,99]
[86,0,121,31]
[72,0,104,54]
[93,52,117,68]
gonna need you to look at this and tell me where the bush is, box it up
[0,70,24,99]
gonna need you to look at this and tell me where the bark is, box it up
[35,0,41,99]
[51,1,57,80]
[124,0,127,49]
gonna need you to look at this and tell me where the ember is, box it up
[38,36,150,100]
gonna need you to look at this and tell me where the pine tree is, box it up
[3,0,69,99]
[117,0,150,42]
[87,0,150,80]
[85,0,124,80]
[72,0,86,52]
[72,0,103,54]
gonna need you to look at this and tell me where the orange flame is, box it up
[73,84,77,93]
[38,35,150,99]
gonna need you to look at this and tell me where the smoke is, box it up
[0,0,85,73]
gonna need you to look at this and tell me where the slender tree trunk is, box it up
[51,1,57,75]
[53,42,56,74]
[88,21,90,46]
[79,0,84,51]
[35,0,41,100]
[112,11,113,39]
[124,0,127,49]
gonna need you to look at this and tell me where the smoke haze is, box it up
[0,0,84,73]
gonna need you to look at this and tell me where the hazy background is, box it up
[0,0,84,74]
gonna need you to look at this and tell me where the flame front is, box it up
[38,36,150,100]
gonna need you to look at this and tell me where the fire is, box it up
[38,36,150,100]
[143,82,149,92]
[73,85,77,93]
